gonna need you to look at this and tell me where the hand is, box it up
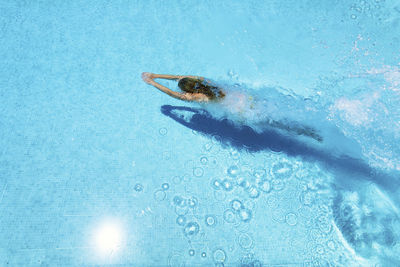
[141,72,154,84]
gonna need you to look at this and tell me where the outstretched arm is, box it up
[144,72,204,81]
[142,72,190,101]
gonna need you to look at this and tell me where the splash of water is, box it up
[199,79,363,159]
[325,66,400,172]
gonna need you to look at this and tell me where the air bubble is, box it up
[213,249,226,263]
[205,215,217,227]
[161,183,170,190]
[173,196,186,206]
[285,212,298,226]
[239,208,252,222]
[134,183,143,192]
[246,186,260,198]
[201,252,207,258]
[200,156,208,165]
[223,209,236,223]
[187,197,198,208]
[189,249,195,256]
[238,233,253,249]
[227,165,240,177]
[154,190,166,201]
[230,199,243,212]
[211,178,222,190]
[183,222,200,236]
[176,215,186,226]
[159,127,168,135]
[222,179,234,191]
[193,167,204,177]
[257,180,271,193]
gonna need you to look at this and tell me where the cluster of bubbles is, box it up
[165,145,328,265]
[348,0,388,22]
[153,182,170,201]
[211,161,295,199]
[296,164,333,208]
[232,199,253,222]
[221,198,253,224]
[171,194,202,237]
[186,248,227,265]
[211,177,235,192]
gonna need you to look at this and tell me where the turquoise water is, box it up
[1,0,400,266]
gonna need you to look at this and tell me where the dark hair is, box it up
[178,78,225,100]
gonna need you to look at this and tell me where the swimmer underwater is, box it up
[141,72,225,102]
[141,72,323,142]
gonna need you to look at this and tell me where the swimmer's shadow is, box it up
[161,105,397,190]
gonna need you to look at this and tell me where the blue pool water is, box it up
[1,0,400,266]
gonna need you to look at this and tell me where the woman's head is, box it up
[178,78,225,100]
